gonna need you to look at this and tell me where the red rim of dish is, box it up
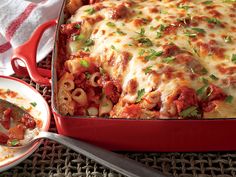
[0,75,51,169]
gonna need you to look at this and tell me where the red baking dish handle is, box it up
[11,19,57,86]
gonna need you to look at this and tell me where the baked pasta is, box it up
[57,0,236,119]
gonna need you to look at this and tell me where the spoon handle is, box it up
[38,132,167,177]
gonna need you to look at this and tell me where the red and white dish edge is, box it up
[0,75,51,172]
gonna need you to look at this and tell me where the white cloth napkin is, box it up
[0,0,63,76]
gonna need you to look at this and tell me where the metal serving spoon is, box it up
[0,99,168,177]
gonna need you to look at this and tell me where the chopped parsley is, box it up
[145,49,163,61]
[102,103,109,107]
[159,24,166,32]
[203,1,213,4]
[224,36,232,43]
[197,85,208,95]
[139,49,145,56]
[116,29,127,35]
[80,60,89,68]
[156,32,162,38]
[20,106,26,110]
[206,18,221,25]
[30,102,37,107]
[74,24,81,29]
[73,34,85,41]
[84,8,95,15]
[150,26,155,31]
[138,28,145,36]
[199,77,209,85]
[82,47,90,52]
[85,72,91,79]
[106,22,116,28]
[231,54,236,63]
[185,32,197,38]
[162,56,175,63]
[179,106,200,118]
[10,139,20,146]
[178,4,190,10]
[196,78,212,100]
[223,0,236,2]
[144,66,153,74]
[111,45,116,50]
[99,67,105,74]
[137,38,153,47]
[225,95,234,103]
[191,28,206,33]
[209,74,219,80]
[136,89,145,103]
[84,39,94,46]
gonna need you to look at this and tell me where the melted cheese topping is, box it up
[65,0,236,118]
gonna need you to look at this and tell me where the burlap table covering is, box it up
[1,55,236,177]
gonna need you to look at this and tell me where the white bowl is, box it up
[0,75,51,172]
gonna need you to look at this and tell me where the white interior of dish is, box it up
[0,76,50,171]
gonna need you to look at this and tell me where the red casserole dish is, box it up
[11,0,236,151]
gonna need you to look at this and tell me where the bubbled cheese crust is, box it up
[67,0,236,118]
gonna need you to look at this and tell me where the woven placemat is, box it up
[1,56,236,177]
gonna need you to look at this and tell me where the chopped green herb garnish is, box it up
[99,67,105,74]
[138,28,145,36]
[111,45,116,50]
[82,47,90,52]
[196,85,208,95]
[178,4,190,10]
[73,34,85,41]
[145,49,163,61]
[231,54,236,63]
[11,139,20,146]
[30,102,37,107]
[106,22,116,28]
[224,36,232,43]
[137,38,153,47]
[150,26,155,31]
[162,56,175,63]
[85,72,91,79]
[102,103,109,107]
[84,39,94,46]
[206,18,221,25]
[116,29,127,35]
[80,60,89,68]
[203,1,213,4]
[209,75,217,81]
[136,88,145,103]
[159,24,166,32]
[199,77,209,85]
[185,32,197,38]
[223,0,236,2]
[179,106,200,118]
[225,95,234,103]
[201,68,208,75]
[20,106,26,110]
[160,10,168,14]
[156,32,162,38]
[84,8,95,15]
[139,49,145,56]
[144,66,153,74]
[74,24,81,29]
[191,28,206,33]
[209,74,219,80]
